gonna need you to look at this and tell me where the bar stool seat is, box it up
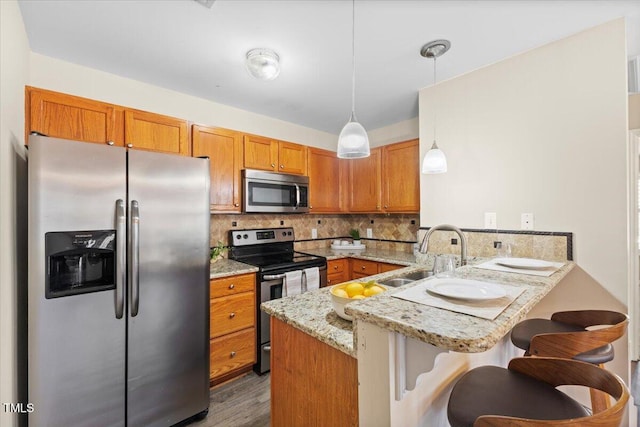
[447,357,629,427]
[509,310,628,413]
[510,318,614,364]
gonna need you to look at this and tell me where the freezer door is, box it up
[127,150,210,427]
[27,136,127,427]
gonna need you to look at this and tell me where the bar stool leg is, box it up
[590,363,612,413]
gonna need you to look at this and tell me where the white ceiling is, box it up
[18,0,640,135]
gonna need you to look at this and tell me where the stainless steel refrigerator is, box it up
[27,135,210,426]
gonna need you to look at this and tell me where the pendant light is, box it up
[337,0,370,159]
[420,39,450,174]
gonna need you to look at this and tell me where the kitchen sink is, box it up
[399,270,433,281]
[379,269,433,287]
[380,278,414,287]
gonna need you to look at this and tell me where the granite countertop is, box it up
[209,258,258,279]
[261,250,575,358]
[305,247,419,266]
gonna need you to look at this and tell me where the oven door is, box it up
[242,169,309,213]
[257,265,326,374]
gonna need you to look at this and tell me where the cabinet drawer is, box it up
[351,259,378,276]
[210,292,255,338]
[210,273,255,299]
[328,259,348,275]
[327,271,349,286]
[210,328,256,380]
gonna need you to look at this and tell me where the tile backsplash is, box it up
[210,214,420,251]
[210,214,572,261]
[416,229,572,262]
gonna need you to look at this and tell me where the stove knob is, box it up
[287,231,292,236]
[235,234,241,239]
[282,232,286,237]
[243,234,248,239]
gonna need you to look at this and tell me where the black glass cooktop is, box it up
[233,251,325,273]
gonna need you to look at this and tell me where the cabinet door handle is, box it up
[107,141,115,146]
[127,143,133,148]
[271,163,275,168]
[234,203,239,207]
[280,164,284,169]
[230,351,237,358]
[384,205,388,208]
[229,312,236,318]
[228,284,235,289]
[361,266,366,270]
[333,266,338,270]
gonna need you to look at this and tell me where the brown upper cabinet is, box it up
[26,87,189,156]
[381,139,420,212]
[307,147,346,213]
[347,140,419,213]
[192,125,244,213]
[26,86,124,146]
[124,110,189,156]
[244,135,307,175]
[348,147,383,212]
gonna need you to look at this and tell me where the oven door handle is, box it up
[263,273,286,281]
[294,184,300,209]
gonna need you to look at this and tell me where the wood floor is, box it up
[188,372,271,427]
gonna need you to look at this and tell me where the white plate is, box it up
[494,257,554,269]
[425,278,507,301]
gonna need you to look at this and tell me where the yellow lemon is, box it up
[350,294,366,299]
[333,288,348,298]
[364,285,385,297]
[345,282,365,297]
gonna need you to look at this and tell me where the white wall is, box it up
[0,1,30,426]
[29,53,339,150]
[419,18,629,305]
[368,117,419,147]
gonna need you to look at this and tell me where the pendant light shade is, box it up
[420,39,450,174]
[421,141,447,174]
[338,113,370,158]
[337,0,370,159]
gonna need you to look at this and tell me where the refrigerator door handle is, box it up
[129,200,140,317]
[115,199,126,319]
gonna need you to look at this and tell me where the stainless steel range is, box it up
[228,227,327,374]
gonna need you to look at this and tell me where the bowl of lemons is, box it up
[330,281,387,321]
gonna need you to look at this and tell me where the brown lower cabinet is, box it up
[209,273,256,385]
[270,317,358,426]
[327,257,404,285]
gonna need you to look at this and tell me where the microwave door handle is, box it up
[129,200,140,317]
[294,184,300,209]
[115,199,125,319]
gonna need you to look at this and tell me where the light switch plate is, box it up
[366,228,373,238]
[311,228,318,239]
[521,213,534,230]
[484,212,497,229]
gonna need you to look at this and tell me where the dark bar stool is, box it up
[447,357,629,427]
[509,310,628,412]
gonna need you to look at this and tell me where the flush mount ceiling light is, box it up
[420,39,450,174]
[245,48,280,81]
[337,0,370,159]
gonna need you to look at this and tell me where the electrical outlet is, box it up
[366,228,373,238]
[484,212,497,229]
[521,213,534,230]
[311,228,318,239]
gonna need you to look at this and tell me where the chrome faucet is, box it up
[419,224,468,266]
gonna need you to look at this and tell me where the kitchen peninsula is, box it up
[261,258,575,427]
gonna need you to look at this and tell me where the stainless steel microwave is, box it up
[242,169,309,213]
